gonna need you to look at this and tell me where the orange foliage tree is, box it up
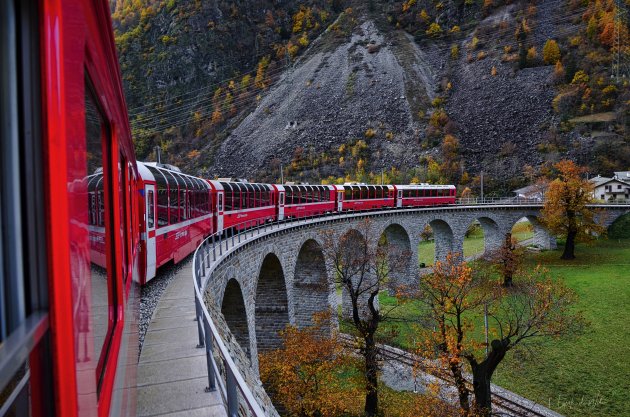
[258,313,360,417]
[410,254,585,416]
[541,160,606,260]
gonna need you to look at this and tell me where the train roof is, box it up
[138,161,209,189]
[395,183,455,189]
[208,180,274,192]
[274,184,336,192]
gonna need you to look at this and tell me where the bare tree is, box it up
[320,219,409,417]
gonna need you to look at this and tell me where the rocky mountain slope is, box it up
[114,0,630,194]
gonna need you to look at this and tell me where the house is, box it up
[512,183,547,201]
[590,172,630,202]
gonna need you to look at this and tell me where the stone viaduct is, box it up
[199,204,629,376]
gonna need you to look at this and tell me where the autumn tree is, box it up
[320,219,408,417]
[542,39,561,64]
[484,234,524,287]
[541,160,606,260]
[259,312,360,417]
[411,254,585,416]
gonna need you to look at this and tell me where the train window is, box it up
[218,193,224,212]
[147,190,155,228]
[153,170,169,226]
[165,172,179,223]
[84,81,117,392]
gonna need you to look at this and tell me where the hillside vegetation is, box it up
[112,0,629,194]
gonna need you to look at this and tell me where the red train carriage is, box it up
[339,184,396,211]
[274,184,338,220]
[138,162,213,284]
[394,184,457,207]
[1,0,139,416]
[208,180,277,233]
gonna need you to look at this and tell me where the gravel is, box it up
[138,258,190,354]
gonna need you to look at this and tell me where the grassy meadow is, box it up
[347,235,630,417]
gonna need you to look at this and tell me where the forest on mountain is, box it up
[111,0,629,195]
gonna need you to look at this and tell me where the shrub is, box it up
[365,128,376,138]
[450,44,459,59]
[477,51,487,60]
[469,36,479,50]
[609,213,630,238]
[543,39,561,64]
[553,61,565,83]
[426,22,442,37]
[571,70,589,84]
[432,96,445,108]
[491,66,497,76]
[526,46,537,62]
[385,132,394,140]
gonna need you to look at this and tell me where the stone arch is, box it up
[255,253,290,351]
[339,228,378,319]
[427,218,455,262]
[474,216,503,255]
[293,239,332,328]
[380,223,413,290]
[512,215,557,250]
[221,279,251,360]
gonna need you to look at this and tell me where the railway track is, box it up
[340,335,560,417]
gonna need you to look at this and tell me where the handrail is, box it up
[191,199,630,416]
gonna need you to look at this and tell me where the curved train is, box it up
[133,160,456,284]
[0,0,454,416]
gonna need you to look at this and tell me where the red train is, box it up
[0,1,456,416]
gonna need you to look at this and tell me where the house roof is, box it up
[614,171,630,180]
[590,175,612,186]
[592,177,630,188]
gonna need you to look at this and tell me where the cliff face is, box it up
[114,0,630,193]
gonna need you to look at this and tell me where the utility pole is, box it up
[280,163,284,184]
[155,146,161,164]
[381,169,384,185]
[612,0,628,83]
[480,170,484,201]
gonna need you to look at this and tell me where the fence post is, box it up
[203,317,217,392]
[225,359,239,417]
[195,295,205,348]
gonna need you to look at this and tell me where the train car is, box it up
[208,180,277,233]
[274,184,337,220]
[0,0,139,416]
[137,162,213,284]
[339,183,396,211]
[394,184,457,207]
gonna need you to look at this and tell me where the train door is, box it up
[337,189,343,212]
[397,189,403,208]
[145,184,157,280]
[216,191,224,232]
[278,191,285,220]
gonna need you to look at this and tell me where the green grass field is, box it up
[377,237,630,417]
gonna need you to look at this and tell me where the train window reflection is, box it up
[85,82,115,393]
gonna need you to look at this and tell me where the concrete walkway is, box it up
[137,259,226,417]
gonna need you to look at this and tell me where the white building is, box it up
[591,171,630,202]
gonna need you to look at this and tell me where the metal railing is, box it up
[191,199,630,416]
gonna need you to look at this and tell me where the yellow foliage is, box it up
[526,46,537,62]
[298,33,309,47]
[491,66,497,76]
[542,39,561,64]
[450,44,459,59]
[365,128,376,138]
[426,22,442,37]
[571,70,590,84]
